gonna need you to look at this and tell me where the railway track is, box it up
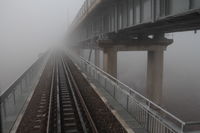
[47,56,98,133]
[16,54,126,133]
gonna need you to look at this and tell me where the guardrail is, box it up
[0,53,49,133]
[68,53,200,133]
[72,0,99,27]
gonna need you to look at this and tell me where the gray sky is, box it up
[0,0,84,90]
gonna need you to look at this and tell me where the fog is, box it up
[0,0,84,90]
[117,31,200,121]
[0,0,200,122]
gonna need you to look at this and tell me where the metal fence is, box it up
[0,54,48,133]
[69,53,200,133]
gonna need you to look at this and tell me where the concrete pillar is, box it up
[94,49,100,67]
[146,50,164,105]
[103,48,117,78]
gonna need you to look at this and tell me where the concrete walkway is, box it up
[80,70,148,133]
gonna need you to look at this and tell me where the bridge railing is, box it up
[0,53,49,133]
[73,0,99,28]
[69,52,200,133]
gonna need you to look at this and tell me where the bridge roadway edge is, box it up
[72,62,148,133]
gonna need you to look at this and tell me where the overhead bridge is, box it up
[71,0,200,43]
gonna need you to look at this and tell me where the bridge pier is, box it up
[97,37,172,104]
[103,48,117,78]
[146,49,164,105]
[146,34,169,105]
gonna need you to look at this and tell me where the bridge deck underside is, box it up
[71,0,200,43]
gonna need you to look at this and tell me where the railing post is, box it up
[126,95,129,110]
[90,66,92,77]
[91,68,94,78]
[105,77,107,89]
[3,101,7,117]
[94,69,97,81]
[25,75,28,91]
[97,72,100,81]
[20,81,23,94]
[113,85,116,99]
[84,62,87,72]
[146,110,150,132]
[181,124,184,133]
[0,102,2,133]
[12,91,16,105]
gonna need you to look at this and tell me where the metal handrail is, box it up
[0,55,45,100]
[67,52,200,132]
[186,121,200,125]
[79,56,185,126]
[68,54,188,132]
[0,52,48,133]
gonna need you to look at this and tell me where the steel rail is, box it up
[61,57,88,133]
[46,57,56,133]
[56,60,62,133]
[62,56,99,133]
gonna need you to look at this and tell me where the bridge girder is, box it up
[70,0,200,44]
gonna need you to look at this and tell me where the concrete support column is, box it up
[94,49,100,67]
[146,50,164,105]
[103,48,117,78]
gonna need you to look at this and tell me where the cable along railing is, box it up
[68,53,200,133]
[0,53,49,133]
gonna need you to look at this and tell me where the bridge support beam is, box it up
[103,48,117,78]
